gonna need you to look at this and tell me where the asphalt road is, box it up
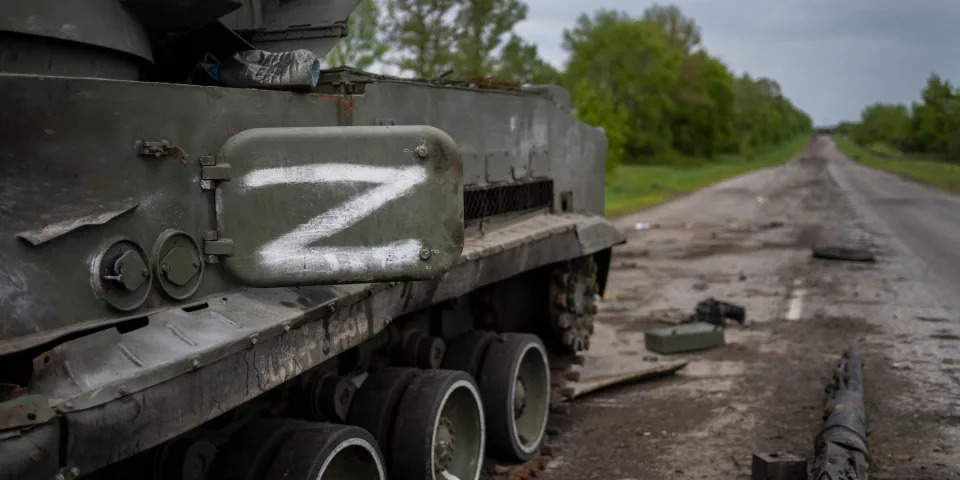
[543,135,960,479]
[825,136,960,313]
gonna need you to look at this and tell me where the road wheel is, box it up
[208,418,316,480]
[391,369,485,480]
[479,333,551,461]
[441,330,497,378]
[266,424,386,480]
[346,366,420,459]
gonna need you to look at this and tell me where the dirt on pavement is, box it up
[543,137,960,479]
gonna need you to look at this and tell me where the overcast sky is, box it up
[514,0,960,126]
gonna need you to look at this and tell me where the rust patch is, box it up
[308,93,354,120]
[0,383,26,402]
[337,95,354,119]
[490,455,550,480]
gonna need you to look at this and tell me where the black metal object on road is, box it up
[812,246,876,263]
[694,298,746,326]
[751,452,807,480]
[811,342,869,480]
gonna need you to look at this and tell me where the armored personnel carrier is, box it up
[0,1,623,479]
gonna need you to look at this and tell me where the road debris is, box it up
[644,322,724,354]
[569,360,687,399]
[693,298,746,326]
[751,452,807,480]
[811,342,869,480]
[811,245,876,263]
[758,220,785,230]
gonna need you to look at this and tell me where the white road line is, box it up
[785,278,805,321]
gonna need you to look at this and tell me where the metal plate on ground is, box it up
[644,322,725,354]
[571,360,688,399]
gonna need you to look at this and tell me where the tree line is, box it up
[329,0,812,172]
[841,73,960,161]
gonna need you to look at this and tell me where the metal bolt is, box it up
[141,268,148,277]
[69,467,80,478]
[55,474,66,480]
[118,385,127,395]
[161,263,170,272]
[61,402,73,411]
[415,145,428,158]
[250,336,258,345]
[191,358,201,369]
[419,248,432,260]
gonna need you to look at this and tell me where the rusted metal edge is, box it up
[0,395,56,432]
[16,202,139,246]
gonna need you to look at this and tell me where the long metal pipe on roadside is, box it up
[811,342,870,480]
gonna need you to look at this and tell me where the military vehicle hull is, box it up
[0,71,622,479]
[0,1,623,478]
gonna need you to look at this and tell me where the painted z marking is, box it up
[241,164,428,274]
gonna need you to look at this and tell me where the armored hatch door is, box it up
[215,125,464,287]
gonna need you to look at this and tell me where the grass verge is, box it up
[604,135,810,217]
[834,137,960,193]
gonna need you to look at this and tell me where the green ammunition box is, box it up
[644,322,725,354]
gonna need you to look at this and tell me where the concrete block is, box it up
[751,452,807,480]
[644,322,724,354]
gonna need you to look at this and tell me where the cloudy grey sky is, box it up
[513,0,960,126]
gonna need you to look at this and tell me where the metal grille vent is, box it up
[464,180,554,222]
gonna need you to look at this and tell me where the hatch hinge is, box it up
[202,229,234,263]
[199,155,232,191]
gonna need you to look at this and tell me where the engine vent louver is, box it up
[464,180,554,222]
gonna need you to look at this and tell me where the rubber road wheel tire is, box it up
[265,425,386,480]
[441,330,497,378]
[208,418,316,480]
[390,369,485,480]
[346,366,419,460]
[478,333,551,462]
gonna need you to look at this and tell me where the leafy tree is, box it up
[669,50,735,156]
[453,0,528,77]
[384,0,459,77]
[853,103,911,148]
[325,0,389,70]
[911,73,960,157]
[730,74,810,154]
[641,3,701,52]
[376,1,812,171]
[562,10,684,166]
[495,34,559,84]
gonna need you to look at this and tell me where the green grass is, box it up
[834,137,960,193]
[603,135,811,217]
